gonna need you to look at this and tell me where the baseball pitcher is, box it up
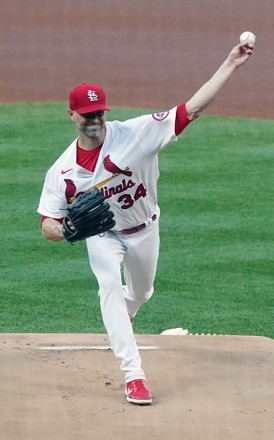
[38,42,254,405]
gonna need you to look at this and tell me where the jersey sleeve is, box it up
[128,107,177,156]
[129,105,192,156]
[37,169,67,219]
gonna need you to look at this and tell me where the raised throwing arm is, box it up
[185,43,254,120]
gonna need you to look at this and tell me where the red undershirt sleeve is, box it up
[41,215,63,226]
[175,103,192,136]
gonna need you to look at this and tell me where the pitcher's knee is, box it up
[97,279,122,298]
[143,287,154,302]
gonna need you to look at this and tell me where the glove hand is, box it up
[62,188,115,243]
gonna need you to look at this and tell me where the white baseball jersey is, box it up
[38,106,187,230]
[38,104,192,383]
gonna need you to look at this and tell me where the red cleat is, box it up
[125,379,152,405]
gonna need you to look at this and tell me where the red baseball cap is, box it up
[69,83,110,114]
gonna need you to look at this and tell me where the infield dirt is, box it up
[0,333,273,440]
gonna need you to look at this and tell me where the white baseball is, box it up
[240,31,256,45]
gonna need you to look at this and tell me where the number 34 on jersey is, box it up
[99,179,147,210]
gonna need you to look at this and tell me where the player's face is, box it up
[75,110,106,140]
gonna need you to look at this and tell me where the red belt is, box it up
[120,214,157,235]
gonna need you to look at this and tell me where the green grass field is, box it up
[1,103,273,338]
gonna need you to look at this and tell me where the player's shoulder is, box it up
[126,108,176,125]
[106,108,177,138]
[107,110,172,127]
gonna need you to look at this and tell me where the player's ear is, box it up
[68,109,77,121]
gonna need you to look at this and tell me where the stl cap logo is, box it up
[87,90,99,102]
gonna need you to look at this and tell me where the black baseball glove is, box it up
[62,188,116,243]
